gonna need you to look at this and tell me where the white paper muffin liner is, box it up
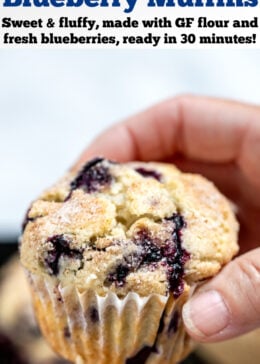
[28,272,194,364]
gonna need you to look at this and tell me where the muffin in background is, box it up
[0,255,70,364]
[20,158,239,364]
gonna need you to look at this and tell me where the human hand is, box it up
[75,95,260,343]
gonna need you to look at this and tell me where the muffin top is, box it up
[20,158,238,298]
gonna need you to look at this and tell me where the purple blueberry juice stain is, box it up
[105,231,162,288]
[88,307,99,324]
[134,229,162,265]
[135,167,162,182]
[105,213,189,294]
[63,326,71,339]
[106,264,130,287]
[44,235,83,276]
[167,311,179,335]
[165,213,190,298]
[126,346,157,364]
[134,216,189,298]
[157,308,166,334]
[69,157,112,195]
[168,213,185,230]
[134,229,162,264]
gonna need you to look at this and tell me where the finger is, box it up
[169,157,240,201]
[172,156,260,206]
[76,95,260,187]
[182,248,260,342]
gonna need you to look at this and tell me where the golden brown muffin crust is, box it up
[20,158,239,298]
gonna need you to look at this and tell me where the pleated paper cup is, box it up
[28,271,194,364]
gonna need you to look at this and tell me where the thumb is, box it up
[182,248,260,342]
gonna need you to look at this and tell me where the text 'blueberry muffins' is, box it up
[20,158,239,364]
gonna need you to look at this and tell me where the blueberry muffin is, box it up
[20,158,239,364]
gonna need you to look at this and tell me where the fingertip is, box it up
[182,290,231,342]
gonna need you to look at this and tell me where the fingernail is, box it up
[182,290,230,338]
